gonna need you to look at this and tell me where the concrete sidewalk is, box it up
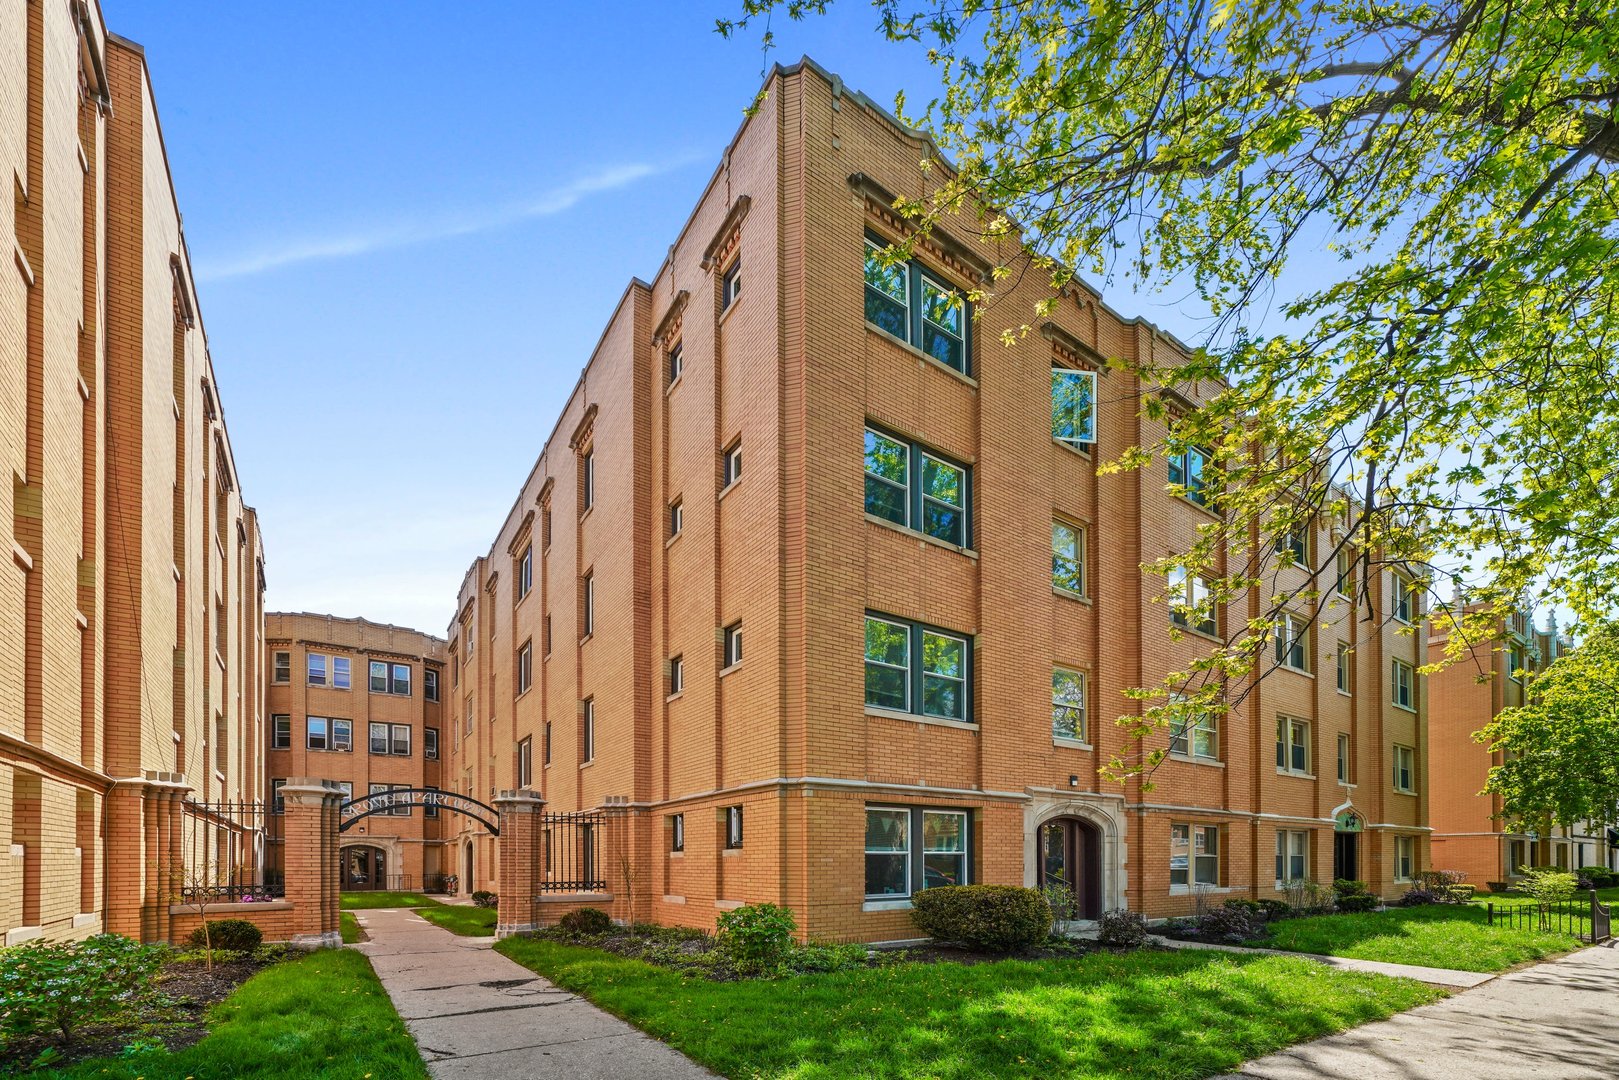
[1219,942,1619,1079]
[351,907,714,1080]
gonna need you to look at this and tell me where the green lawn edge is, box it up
[1255,904,1590,971]
[52,947,427,1080]
[496,937,1441,1080]
[338,891,496,936]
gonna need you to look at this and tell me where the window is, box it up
[1052,521,1086,596]
[1508,838,1528,876]
[864,806,969,898]
[425,727,439,760]
[1335,549,1355,598]
[370,722,411,757]
[391,663,411,696]
[723,442,743,488]
[670,814,685,852]
[1167,566,1217,636]
[1393,573,1417,623]
[425,669,439,703]
[370,661,388,693]
[1276,716,1311,775]
[271,714,291,749]
[371,661,410,695]
[723,622,743,669]
[1051,367,1098,449]
[271,779,286,815]
[1052,668,1087,742]
[863,614,970,722]
[1392,658,1415,710]
[582,698,595,763]
[516,641,533,695]
[1170,823,1219,887]
[1168,446,1211,506]
[722,260,742,311]
[335,781,353,802]
[307,716,330,751]
[517,545,533,601]
[1393,744,1416,793]
[273,651,290,683]
[1394,835,1415,881]
[516,737,533,787]
[424,785,440,818]
[307,653,328,686]
[1276,527,1308,565]
[669,499,683,538]
[1337,733,1351,783]
[862,428,969,546]
[1507,644,1525,683]
[863,236,970,372]
[370,783,411,818]
[725,805,743,849]
[581,573,594,637]
[1169,709,1219,760]
[464,700,473,735]
[330,718,353,752]
[327,656,348,690]
[543,721,552,766]
[1336,643,1352,694]
[669,655,684,696]
[668,343,684,385]
[1275,614,1309,671]
[1275,830,1309,883]
[544,614,553,656]
[581,449,595,510]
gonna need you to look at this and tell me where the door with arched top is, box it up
[1038,818,1103,919]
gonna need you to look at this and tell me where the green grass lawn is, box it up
[340,910,365,943]
[54,948,426,1080]
[1258,904,1585,971]
[415,903,497,936]
[339,890,436,909]
[496,938,1440,1080]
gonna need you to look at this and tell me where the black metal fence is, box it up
[341,873,453,894]
[1486,891,1614,944]
[538,809,609,893]
[178,799,280,902]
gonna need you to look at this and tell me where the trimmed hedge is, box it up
[910,885,1052,953]
[188,918,263,952]
[556,907,613,935]
[471,890,498,908]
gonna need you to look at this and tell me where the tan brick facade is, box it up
[264,612,447,892]
[1,2,266,944]
[440,60,1430,941]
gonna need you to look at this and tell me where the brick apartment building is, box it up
[440,58,1430,941]
[1,1,266,944]
[265,613,447,892]
[1428,605,1611,886]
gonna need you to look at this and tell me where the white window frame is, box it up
[331,718,353,752]
[1168,565,1217,636]
[307,652,328,686]
[723,622,743,669]
[581,449,595,510]
[425,727,439,760]
[725,805,743,849]
[722,260,742,310]
[1393,573,1416,624]
[1052,668,1088,743]
[271,714,291,750]
[1393,743,1417,793]
[1275,829,1309,885]
[582,698,595,763]
[1051,367,1098,449]
[1394,835,1415,882]
[307,716,330,751]
[518,545,533,600]
[1276,715,1311,776]
[332,656,351,690]
[1171,823,1219,888]
[723,442,742,488]
[1337,732,1351,784]
[1052,520,1086,597]
[273,651,290,683]
[1392,658,1416,711]
[1169,708,1220,761]
[670,499,683,538]
[1276,614,1309,672]
[1336,642,1352,694]
[669,654,684,696]
[517,641,533,695]
[671,813,685,852]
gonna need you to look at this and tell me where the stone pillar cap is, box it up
[493,788,546,806]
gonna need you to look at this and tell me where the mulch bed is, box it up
[1,950,282,1073]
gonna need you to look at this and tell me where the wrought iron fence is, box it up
[1486,891,1613,944]
[178,799,279,902]
[537,809,609,893]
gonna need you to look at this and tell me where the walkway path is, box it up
[1217,941,1619,1079]
[351,907,714,1080]
[1152,935,1496,988]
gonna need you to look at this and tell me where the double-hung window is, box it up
[370,722,410,757]
[369,661,389,694]
[425,669,439,702]
[723,442,742,488]
[332,657,351,689]
[1337,643,1352,694]
[1170,709,1219,760]
[725,805,744,849]
[1393,744,1416,793]
[370,782,412,817]
[581,573,595,638]
[425,727,439,760]
[862,428,969,547]
[670,813,685,852]
[668,343,684,385]
[1507,645,1525,683]
[863,614,970,723]
[1392,658,1415,710]
[390,663,410,696]
[1052,668,1087,742]
[516,641,533,695]
[306,716,330,751]
[864,806,969,898]
[1335,549,1355,598]
[582,698,596,763]
[1393,573,1417,623]
[330,718,353,752]
[1170,823,1219,887]
[1337,733,1351,783]
[1276,526,1308,565]
[517,545,533,601]
[669,655,684,696]
[1276,716,1310,775]
[1051,367,1098,449]
[723,623,743,669]
[1394,835,1415,881]
[1168,446,1211,506]
[273,651,290,683]
[516,737,533,787]
[307,653,328,686]
[271,714,291,749]
[1275,614,1309,671]
[863,235,969,373]
[1275,830,1309,884]
[1168,566,1217,636]
[1052,521,1086,596]
[722,261,742,311]
[669,499,683,538]
[581,449,595,511]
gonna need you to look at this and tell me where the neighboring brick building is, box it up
[265,613,447,892]
[441,58,1430,941]
[1,2,266,944]
[1428,606,1609,887]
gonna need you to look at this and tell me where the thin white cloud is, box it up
[200,159,688,281]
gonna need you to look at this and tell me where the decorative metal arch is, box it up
[338,788,500,835]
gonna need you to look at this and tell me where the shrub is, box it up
[471,890,498,909]
[1336,893,1380,913]
[779,941,868,974]
[1222,898,1263,916]
[1333,879,1370,898]
[1096,909,1150,949]
[0,934,164,1045]
[1398,886,1444,906]
[1447,884,1476,902]
[715,902,798,974]
[187,918,262,952]
[1413,869,1472,902]
[556,907,614,936]
[1256,898,1293,922]
[1518,867,1579,905]
[1281,878,1333,914]
[910,885,1053,953]
[1195,903,1265,944]
[1041,881,1079,920]
[1577,866,1616,889]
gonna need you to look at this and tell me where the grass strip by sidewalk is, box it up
[413,903,497,936]
[339,890,436,909]
[340,910,365,943]
[54,948,427,1080]
[497,937,1440,1080]
[1258,904,1583,971]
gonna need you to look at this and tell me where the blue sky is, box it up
[111,1,1208,635]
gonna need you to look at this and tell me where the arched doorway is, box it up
[1038,817,1103,920]
[344,845,389,892]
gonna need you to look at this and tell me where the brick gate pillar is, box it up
[493,789,544,939]
[279,778,341,948]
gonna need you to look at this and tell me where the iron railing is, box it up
[178,799,276,903]
[537,809,609,893]
[1486,891,1614,944]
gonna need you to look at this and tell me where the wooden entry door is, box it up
[1039,819,1102,919]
